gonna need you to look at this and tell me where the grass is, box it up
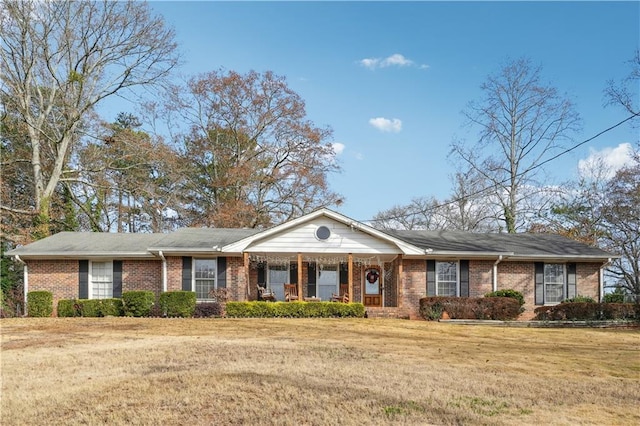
[1,318,638,425]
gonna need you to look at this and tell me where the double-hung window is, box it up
[194,259,217,300]
[544,263,565,304]
[90,261,113,299]
[436,261,458,296]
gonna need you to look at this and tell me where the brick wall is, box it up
[469,260,493,297]
[166,256,182,291]
[399,259,427,319]
[122,260,162,296]
[28,260,79,311]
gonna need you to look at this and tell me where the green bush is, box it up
[159,291,196,317]
[27,291,53,317]
[484,289,525,310]
[603,292,625,303]
[563,295,596,303]
[225,301,366,318]
[534,302,638,321]
[57,298,124,317]
[57,299,80,317]
[419,296,521,321]
[122,291,155,317]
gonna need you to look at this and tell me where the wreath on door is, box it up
[366,270,379,284]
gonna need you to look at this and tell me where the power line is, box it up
[365,112,639,224]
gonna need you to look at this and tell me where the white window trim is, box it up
[88,260,113,299]
[435,261,460,297]
[192,258,218,301]
[543,263,566,305]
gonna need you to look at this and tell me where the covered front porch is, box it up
[243,252,403,308]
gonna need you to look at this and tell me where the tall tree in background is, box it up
[450,58,581,233]
[605,49,640,120]
[161,70,341,228]
[73,113,184,233]
[0,0,178,239]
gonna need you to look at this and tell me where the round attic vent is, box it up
[315,225,331,241]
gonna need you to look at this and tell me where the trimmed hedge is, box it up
[193,302,224,318]
[563,295,596,303]
[159,291,196,318]
[225,301,366,318]
[534,302,638,321]
[27,291,53,317]
[57,298,124,317]
[419,296,521,321]
[484,289,525,310]
[122,291,155,317]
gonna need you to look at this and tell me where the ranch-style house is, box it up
[7,208,615,319]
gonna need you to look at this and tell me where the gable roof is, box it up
[7,208,615,262]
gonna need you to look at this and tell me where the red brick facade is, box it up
[24,256,602,320]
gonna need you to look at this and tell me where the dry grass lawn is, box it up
[1,318,638,425]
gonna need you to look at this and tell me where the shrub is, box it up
[419,297,521,321]
[159,291,196,318]
[122,291,155,317]
[564,295,596,303]
[57,299,80,317]
[77,298,124,317]
[27,291,53,317]
[98,298,124,316]
[484,289,525,310]
[603,292,625,303]
[225,301,366,318]
[534,302,638,321]
[193,302,224,318]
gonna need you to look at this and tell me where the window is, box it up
[194,259,217,300]
[90,261,113,299]
[268,264,289,301]
[544,263,565,304]
[317,265,338,301]
[436,261,458,296]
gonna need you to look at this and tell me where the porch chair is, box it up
[284,284,299,302]
[257,284,275,302]
[331,284,349,303]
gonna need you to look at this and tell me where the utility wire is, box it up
[365,112,640,224]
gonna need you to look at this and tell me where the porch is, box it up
[244,253,403,308]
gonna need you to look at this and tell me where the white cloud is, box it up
[381,53,413,67]
[369,117,402,133]
[355,152,364,160]
[331,142,345,155]
[578,143,634,179]
[359,53,428,70]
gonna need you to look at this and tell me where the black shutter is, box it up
[217,257,227,289]
[182,257,192,291]
[307,262,316,297]
[112,260,123,298]
[426,260,436,296]
[289,263,298,284]
[535,262,544,305]
[567,263,576,300]
[339,263,348,284]
[79,260,89,299]
[459,260,469,297]
[257,263,265,285]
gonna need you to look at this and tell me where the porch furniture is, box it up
[331,284,349,303]
[257,285,275,302]
[284,284,299,301]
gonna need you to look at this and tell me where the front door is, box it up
[363,266,382,307]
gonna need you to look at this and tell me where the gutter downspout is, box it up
[600,258,613,302]
[15,255,27,317]
[493,255,503,292]
[158,251,167,293]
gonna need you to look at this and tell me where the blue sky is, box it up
[114,1,639,222]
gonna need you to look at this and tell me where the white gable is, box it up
[247,217,400,254]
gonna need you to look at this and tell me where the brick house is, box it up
[7,208,614,319]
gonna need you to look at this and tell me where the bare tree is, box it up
[160,69,342,228]
[371,197,443,230]
[605,49,640,119]
[450,58,581,232]
[0,0,178,238]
